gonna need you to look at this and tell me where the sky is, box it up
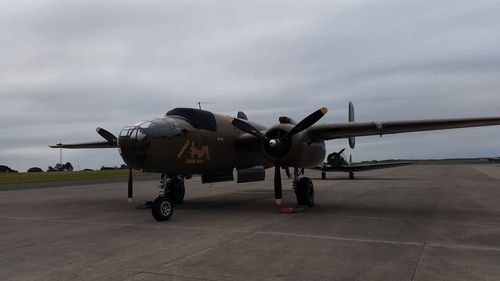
[1,0,500,172]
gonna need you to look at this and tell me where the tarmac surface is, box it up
[1,165,500,281]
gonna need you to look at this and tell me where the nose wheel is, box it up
[151,196,174,221]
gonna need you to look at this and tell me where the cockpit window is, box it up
[166,108,217,132]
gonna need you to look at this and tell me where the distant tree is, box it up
[120,164,128,169]
[63,162,73,171]
[100,166,118,171]
[83,168,94,172]
[27,167,43,173]
[49,162,74,172]
[0,165,10,173]
[0,165,18,173]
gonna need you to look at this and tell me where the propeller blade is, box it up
[281,107,328,140]
[229,117,268,140]
[274,162,282,205]
[128,168,133,203]
[328,148,346,164]
[96,127,118,146]
[334,148,346,162]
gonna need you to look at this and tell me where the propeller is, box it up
[230,107,328,206]
[327,148,346,164]
[128,168,133,203]
[96,127,132,201]
[96,127,118,147]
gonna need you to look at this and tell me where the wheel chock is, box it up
[279,206,308,213]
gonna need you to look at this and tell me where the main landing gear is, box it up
[151,174,186,221]
[292,168,314,207]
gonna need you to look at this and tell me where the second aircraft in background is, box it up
[313,148,412,179]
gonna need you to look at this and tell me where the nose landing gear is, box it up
[151,174,186,221]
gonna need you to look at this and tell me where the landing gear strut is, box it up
[151,174,186,221]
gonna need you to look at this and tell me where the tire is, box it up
[321,171,326,180]
[171,177,185,203]
[349,172,355,179]
[151,196,174,221]
[295,177,314,206]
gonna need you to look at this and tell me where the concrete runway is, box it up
[1,165,500,281]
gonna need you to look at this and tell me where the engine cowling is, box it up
[262,124,325,168]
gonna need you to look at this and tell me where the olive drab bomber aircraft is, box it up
[51,103,500,221]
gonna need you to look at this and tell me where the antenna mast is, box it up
[196,102,214,110]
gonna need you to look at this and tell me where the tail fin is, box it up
[237,111,248,120]
[348,102,355,149]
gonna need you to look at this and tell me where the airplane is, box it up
[51,103,500,221]
[313,148,412,179]
[488,157,500,163]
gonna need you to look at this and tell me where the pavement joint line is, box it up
[323,214,429,222]
[0,215,421,247]
[4,216,500,252]
[157,231,258,271]
[428,243,500,253]
[410,239,428,281]
[254,230,423,246]
[130,270,221,281]
[0,215,251,233]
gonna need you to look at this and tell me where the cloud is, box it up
[1,0,500,171]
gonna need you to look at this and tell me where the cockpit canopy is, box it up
[166,108,217,132]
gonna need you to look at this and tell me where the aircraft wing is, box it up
[314,161,412,172]
[339,161,412,172]
[49,141,115,149]
[309,117,500,140]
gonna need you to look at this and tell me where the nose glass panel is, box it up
[119,126,150,166]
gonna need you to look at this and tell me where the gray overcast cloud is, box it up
[1,0,500,171]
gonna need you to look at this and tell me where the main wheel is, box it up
[349,172,355,179]
[151,196,174,221]
[295,177,314,206]
[321,171,326,180]
[171,177,185,203]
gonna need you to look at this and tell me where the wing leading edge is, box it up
[312,161,412,172]
[309,117,500,140]
[49,141,115,149]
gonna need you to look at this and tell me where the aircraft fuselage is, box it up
[118,110,326,175]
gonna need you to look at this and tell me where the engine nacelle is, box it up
[262,124,326,168]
